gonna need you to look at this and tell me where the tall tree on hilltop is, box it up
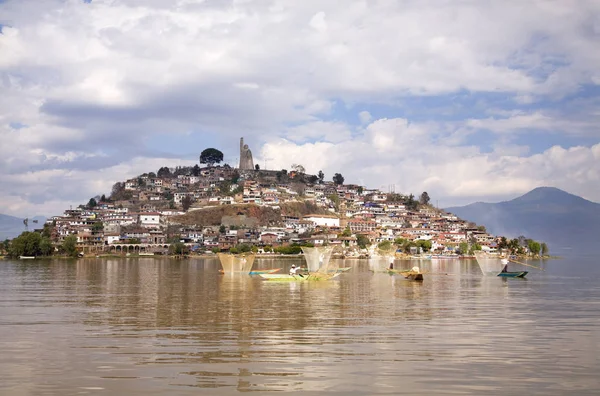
[157,167,171,178]
[406,194,418,211]
[333,173,345,185]
[318,170,325,184]
[87,198,97,208]
[419,191,431,205]
[200,148,224,167]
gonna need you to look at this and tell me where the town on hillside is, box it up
[4,139,548,258]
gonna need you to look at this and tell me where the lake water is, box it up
[1,255,599,395]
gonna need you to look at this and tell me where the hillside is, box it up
[445,187,600,255]
[170,201,332,227]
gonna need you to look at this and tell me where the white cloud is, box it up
[262,119,600,206]
[358,111,371,124]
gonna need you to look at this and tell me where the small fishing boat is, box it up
[474,252,533,278]
[19,256,35,260]
[258,272,341,282]
[249,268,281,275]
[497,270,528,278]
[497,259,527,278]
[398,266,424,281]
[219,268,281,275]
[388,266,424,281]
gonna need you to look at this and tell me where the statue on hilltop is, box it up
[239,137,254,170]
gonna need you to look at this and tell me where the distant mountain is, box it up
[0,214,47,240]
[445,187,600,255]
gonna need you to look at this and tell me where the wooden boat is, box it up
[389,266,424,281]
[219,268,280,275]
[398,270,424,281]
[19,256,35,259]
[258,272,341,282]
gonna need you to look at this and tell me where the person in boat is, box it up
[289,264,298,275]
[500,258,509,273]
[389,262,394,270]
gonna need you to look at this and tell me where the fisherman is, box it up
[389,262,394,270]
[289,264,297,275]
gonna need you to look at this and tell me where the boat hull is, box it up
[249,269,281,275]
[387,269,424,281]
[259,273,341,282]
[497,271,528,278]
[219,268,281,275]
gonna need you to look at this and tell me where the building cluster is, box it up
[46,164,501,256]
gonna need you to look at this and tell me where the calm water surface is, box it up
[1,256,599,395]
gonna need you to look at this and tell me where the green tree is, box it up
[200,148,224,166]
[91,222,104,233]
[333,173,345,185]
[356,234,370,249]
[255,164,260,171]
[416,239,433,252]
[40,237,54,256]
[458,242,469,255]
[469,243,482,255]
[508,238,520,254]
[62,235,79,258]
[211,247,220,254]
[327,194,340,211]
[405,194,418,211]
[419,191,431,205]
[219,225,227,234]
[100,194,107,202]
[340,227,352,237]
[307,175,318,184]
[169,241,189,256]
[8,232,44,257]
[528,240,541,256]
[87,198,97,208]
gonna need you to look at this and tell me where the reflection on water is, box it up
[1,257,599,395]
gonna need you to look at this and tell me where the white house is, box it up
[139,212,161,227]
[302,214,340,227]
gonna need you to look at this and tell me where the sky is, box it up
[1,0,599,218]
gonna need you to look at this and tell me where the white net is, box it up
[218,253,256,273]
[368,245,395,271]
[474,251,505,275]
[301,246,335,273]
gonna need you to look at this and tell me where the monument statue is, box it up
[239,137,254,170]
